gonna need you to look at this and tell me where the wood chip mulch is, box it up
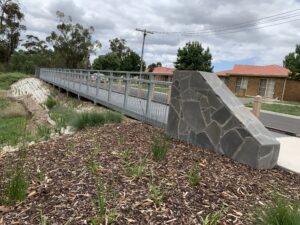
[0,120,299,225]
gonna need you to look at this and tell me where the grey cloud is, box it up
[19,0,300,67]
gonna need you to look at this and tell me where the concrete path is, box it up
[276,136,300,174]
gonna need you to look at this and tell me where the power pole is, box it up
[136,28,153,78]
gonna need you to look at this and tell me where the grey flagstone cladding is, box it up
[167,71,280,169]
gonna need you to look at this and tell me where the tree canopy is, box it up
[174,41,213,72]
[109,38,128,60]
[120,49,145,71]
[283,44,300,80]
[93,37,145,72]
[147,62,162,72]
[0,0,26,63]
[46,11,100,69]
[93,53,120,70]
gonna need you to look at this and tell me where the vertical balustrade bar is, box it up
[108,72,113,102]
[123,73,130,109]
[146,74,154,116]
[96,72,100,96]
[79,71,82,91]
[73,72,75,89]
[86,71,89,93]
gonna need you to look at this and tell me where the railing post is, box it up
[123,73,130,108]
[167,75,172,104]
[252,95,262,118]
[96,72,100,96]
[108,72,113,102]
[146,74,154,116]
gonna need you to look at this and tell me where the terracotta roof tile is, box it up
[216,64,290,77]
[152,67,175,73]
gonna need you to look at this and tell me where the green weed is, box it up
[120,148,131,162]
[149,185,164,207]
[3,162,28,205]
[37,125,51,141]
[202,208,225,225]
[152,135,168,162]
[126,162,145,177]
[255,196,300,225]
[188,165,201,187]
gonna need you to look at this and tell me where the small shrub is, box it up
[45,96,57,109]
[202,208,225,225]
[149,185,164,208]
[152,135,168,162]
[71,111,122,131]
[255,196,300,225]
[188,165,201,187]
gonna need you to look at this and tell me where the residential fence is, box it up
[39,68,172,128]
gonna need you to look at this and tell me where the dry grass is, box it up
[0,100,29,119]
[0,90,8,98]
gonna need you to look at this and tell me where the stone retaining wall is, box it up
[167,71,280,169]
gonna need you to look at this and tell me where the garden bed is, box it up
[0,121,299,224]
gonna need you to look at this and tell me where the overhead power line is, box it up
[148,8,300,36]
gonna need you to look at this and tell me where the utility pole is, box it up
[136,28,153,98]
[136,28,153,79]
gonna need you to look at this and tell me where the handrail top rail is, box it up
[40,68,173,76]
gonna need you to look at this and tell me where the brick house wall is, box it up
[284,80,300,102]
[222,76,286,99]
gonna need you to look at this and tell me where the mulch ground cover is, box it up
[0,120,299,224]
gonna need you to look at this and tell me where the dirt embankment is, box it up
[13,78,54,129]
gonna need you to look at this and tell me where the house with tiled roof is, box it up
[216,64,290,99]
[151,66,175,81]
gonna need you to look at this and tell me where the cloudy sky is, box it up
[19,0,300,71]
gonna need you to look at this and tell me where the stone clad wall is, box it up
[167,71,280,169]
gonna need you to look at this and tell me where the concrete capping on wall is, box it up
[167,71,280,169]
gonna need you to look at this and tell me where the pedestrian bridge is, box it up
[39,68,172,128]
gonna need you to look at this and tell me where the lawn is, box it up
[0,72,29,90]
[0,117,27,146]
[0,121,299,224]
[246,102,300,117]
